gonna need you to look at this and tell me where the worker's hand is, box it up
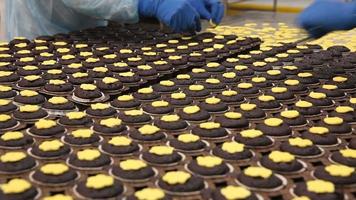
[297,0,356,38]
[188,0,225,25]
[138,0,201,33]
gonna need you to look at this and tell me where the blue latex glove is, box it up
[138,0,201,33]
[298,0,356,38]
[188,0,224,25]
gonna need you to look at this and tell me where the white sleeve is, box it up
[61,0,139,23]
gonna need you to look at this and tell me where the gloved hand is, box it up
[139,0,201,33]
[188,0,224,25]
[297,0,356,38]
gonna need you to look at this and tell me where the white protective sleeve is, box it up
[3,0,139,40]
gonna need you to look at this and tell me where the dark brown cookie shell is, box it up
[234,134,273,148]
[214,115,249,129]
[294,182,344,200]
[117,112,152,124]
[330,151,356,167]
[212,146,252,161]
[13,109,48,120]
[32,168,78,184]
[154,119,188,131]
[58,116,92,127]
[76,179,124,199]
[111,165,155,181]
[313,166,356,185]
[0,156,36,173]
[158,175,205,193]
[169,139,206,152]
[260,156,304,173]
[30,144,71,159]
[68,152,111,169]
[301,132,338,146]
[100,142,140,156]
[178,109,211,122]
[0,186,38,200]
[256,123,292,137]
[237,173,283,189]
[187,160,229,176]
[141,151,182,165]
[280,142,322,157]
[28,124,66,138]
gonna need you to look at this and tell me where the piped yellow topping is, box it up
[271,87,288,93]
[264,118,283,127]
[134,188,165,200]
[295,100,313,108]
[108,136,132,146]
[149,146,174,156]
[20,90,38,97]
[77,149,101,161]
[222,141,244,153]
[35,119,57,129]
[161,114,180,122]
[196,155,223,168]
[309,127,329,135]
[284,79,299,86]
[124,109,143,116]
[177,134,200,143]
[162,171,191,185]
[306,180,335,193]
[48,96,68,105]
[258,95,275,102]
[268,151,295,163]
[205,97,221,104]
[120,159,147,171]
[199,122,220,129]
[71,129,93,138]
[335,106,354,113]
[138,87,153,94]
[222,90,237,96]
[91,103,110,110]
[0,152,26,163]
[151,100,169,107]
[240,129,263,138]
[39,140,64,151]
[43,194,73,200]
[19,105,40,113]
[220,186,251,200]
[138,125,160,135]
[240,103,256,111]
[224,112,242,119]
[1,131,23,141]
[117,95,134,101]
[281,110,299,119]
[0,114,11,122]
[102,77,118,84]
[86,174,114,189]
[183,105,200,114]
[308,92,326,99]
[325,164,354,177]
[0,179,31,194]
[289,137,313,148]
[40,163,69,175]
[80,84,97,91]
[244,166,272,179]
[160,80,174,87]
[66,111,86,120]
[100,118,122,128]
[323,117,343,125]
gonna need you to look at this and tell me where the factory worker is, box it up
[298,0,356,38]
[0,0,224,41]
